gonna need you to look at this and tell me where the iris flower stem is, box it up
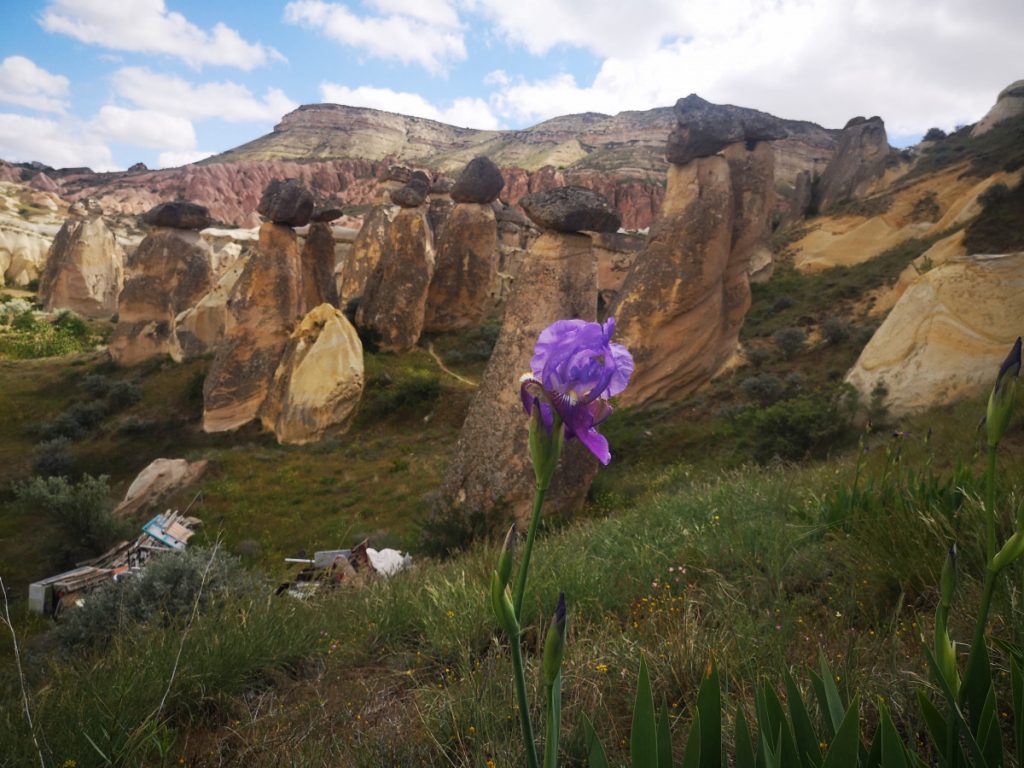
[985,445,998,564]
[962,571,997,708]
[513,483,548,621]
[510,628,540,768]
[544,673,562,768]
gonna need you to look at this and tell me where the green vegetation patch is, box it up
[963,179,1024,254]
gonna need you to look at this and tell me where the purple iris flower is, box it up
[520,317,634,465]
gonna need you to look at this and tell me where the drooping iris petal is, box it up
[522,316,633,464]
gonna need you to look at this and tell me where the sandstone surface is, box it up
[336,204,396,306]
[202,223,303,432]
[813,116,889,213]
[971,80,1024,137]
[423,203,498,332]
[260,304,364,445]
[114,458,209,518]
[355,207,434,352]
[175,256,248,359]
[109,229,215,365]
[300,221,340,312]
[438,230,600,527]
[846,253,1024,415]
[38,209,124,318]
[614,155,738,406]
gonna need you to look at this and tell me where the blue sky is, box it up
[0,0,1020,171]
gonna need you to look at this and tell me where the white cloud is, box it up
[0,56,70,113]
[111,67,296,123]
[40,0,282,70]
[284,0,466,74]
[367,0,460,27]
[89,105,196,151]
[157,149,213,168]
[319,82,499,128]
[0,113,116,170]
[482,0,1024,137]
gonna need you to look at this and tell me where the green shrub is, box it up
[14,474,129,564]
[56,546,260,649]
[40,410,87,440]
[772,326,807,358]
[739,384,857,462]
[821,316,852,344]
[53,309,89,339]
[923,127,947,141]
[106,379,143,410]
[360,369,442,420]
[79,372,113,397]
[740,373,784,406]
[33,436,74,477]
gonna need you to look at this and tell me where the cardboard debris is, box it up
[28,510,202,617]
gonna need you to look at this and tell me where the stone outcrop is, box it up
[260,304,364,445]
[140,201,213,230]
[592,231,645,308]
[780,169,813,228]
[114,458,208,518]
[257,179,314,227]
[336,204,396,307]
[846,253,1024,415]
[202,222,302,432]
[176,256,248,359]
[300,221,339,312]
[423,203,498,332]
[109,228,215,365]
[520,186,621,233]
[0,221,53,288]
[666,94,788,165]
[450,157,504,204]
[38,203,124,318]
[614,137,776,407]
[972,80,1024,137]
[355,207,434,352]
[437,229,600,527]
[390,180,428,208]
[812,116,889,213]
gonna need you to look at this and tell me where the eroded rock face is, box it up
[260,303,364,445]
[723,141,775,325]
[38,211,124,318]
[140,201,212,230]
[202,223,302,432]
[437,230,599,527]
[972,80,1024,137]
[666,94,788,165]
[613,156,737,406]
[450,156,504,204]
[355,206,434,352]
[257,179,314,227]
[520,186,621,233]
[390,181,428,208]
[812,116,889,213]
[176,255,248,359]
[114,458,208,518]
[109,229,215,365]
[423,203,498,332]
[846,253,1024,415]
[337,204,396,307]
[301,221,340,312]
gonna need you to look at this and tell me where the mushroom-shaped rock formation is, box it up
[450,156,505,204]
[140,201,213,230]
[257,179,315,227]
[520,186,621,233]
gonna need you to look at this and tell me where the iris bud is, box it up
[542,592,568,687]
[490,571,519,636]
[986,337,1021,448]
[991,531,1024,573]
[496,524,516,588]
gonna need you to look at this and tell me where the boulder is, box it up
[337,204,396,306]
[109,229,216,365]
[846,253,1024,415]
[812,116,889,213]
[311,207,344,223]
[176,255,248,359]
[666,94,788,165]
[781,169,813,228]
[613,155,738,406]
[257,179,314,227]
[202,223,303,432]
[140,201,213,230]
[423,203,498,332]
[113,458,209,518]
[436,230,600,526]
[0,225,50,288]
[355,207,435,352]
[430,176,455,194]
[37,213,124,318]
[300,221,340,312]
[520,186,621,233]
[450,157,505,204]
[972,80,1024,137]
[260,304,364,445]
[390,182,428,208]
